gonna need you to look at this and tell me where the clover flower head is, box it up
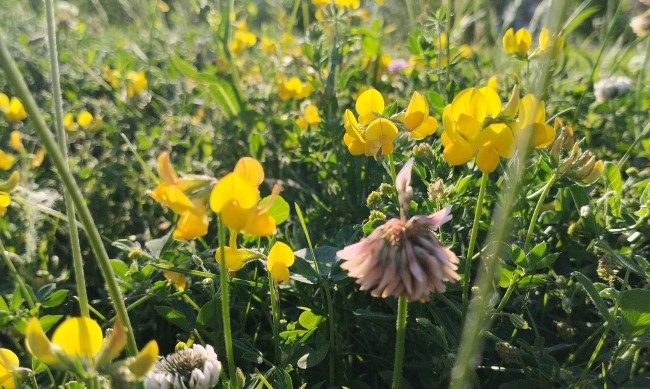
[337,160,459,302]
[594,76,632,103]
[144,344,221,389]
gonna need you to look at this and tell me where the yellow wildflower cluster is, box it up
[277,75,314,101]
[343,89,437,157]
[441,84,554,173]
[230,20,257,56]
[64,110,103,132]
[102,66,148,97]
[503,27,563,60]
[312,0,360,9]
[0,171,19,216]
[296,104,321,131]
[0,93,27,123]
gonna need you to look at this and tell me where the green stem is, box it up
[444,0,451,97]
[45,0,89,318]
[524,173,557,251]
[217,218,238,389]
[0,238,35,309]
[462,172,488,318]
[268,272,281,366]
[618,119,650,170]
[0,32,138,356]
[391,295,408,389]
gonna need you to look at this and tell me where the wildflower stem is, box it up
[44,0,89,319]
[0,238,35,309]
[0,29,138,356]
[391,295,408,389]
[524,173,557,251]
[267,272,281,365]
[217,217,238,389]
[461,172,488,318]
[444,0,452,97]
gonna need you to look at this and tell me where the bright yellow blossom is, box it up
[64,113,78,131]
[513,94,555,148]
[230,21,257,55]
[3,97,27,122]
[210,157,279,237]
[149,152,210,240]
[343,89,398,156]
[163,270,187,291]
[0,171,19,217]
[297,104,321,131]
[0,93,8,111]
[126,70,148,97]
[503,28,532,59]
[536,27,564,58]
[0,348,19,389]
[278,76,313,101]
[312,0,330,5]
[102,65,121,89]
[335,0,360,9]
[9,131,23,152]
[267,242,295,283]
[0,150,15,171]
[400,91,438,140]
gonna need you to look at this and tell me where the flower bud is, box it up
[502,84,520,118]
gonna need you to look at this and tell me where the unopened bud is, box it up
[503,84,520,118]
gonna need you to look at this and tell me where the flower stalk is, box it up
[391,295,408,389]
[45,0,89,318]
[0,28,138,357]
[462,172,488,317]
[524,173,557,250]
[217,217,238,389]
[0,238,35,309]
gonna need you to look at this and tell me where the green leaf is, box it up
[604,162,622,217]
[298,309,325,330]
[279,329,307,342]
[512,245,526,267]
[262,366,293,389]
[560,3,600,36]
[290,257,320,284]
[41,290,69,308]
[297,344,329,369]
[574,271,611,320]
[426,91,445,116]
[294,246,342,280]
[111,259,130,279]
[154,306,195,332]
[197,298,220,327]
[39,315,63,332]
[595,241,645,276]
[259,194,290,225]
[620,289,650,338]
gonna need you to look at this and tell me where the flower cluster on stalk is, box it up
[337,159,460,302]
[549,118,603,186]
[342,89,437,157]
[441,83,555,173]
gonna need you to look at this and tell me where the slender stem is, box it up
[45,0,89,318]
[268,272,280,365]
[462,172,488,318]
[618,119,650,169]
[391,295,408,389]
[323,279,336,385]
[217,218,238,389]
[0,34,138,356]
[444,0,451,96]
[524,173,557,251]
[0,238,35,309]
[634,37,650,126]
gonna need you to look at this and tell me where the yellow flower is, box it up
[0,171,18,216]
[400,91,438,140]
[267,242,295,284]
[215,244,252,271]
[64,113,78,131]
[149,152,210,240]
[128,340,158,378]
[126,70,148,97]
[9,131,23,152]
[25,317,103,366]
[0,93,8,111]
[230,22,257,56]
[210,157,279,237]
[76,110,102,131]
[536,27,564,58]
[0,192,10,217]
[163,270,187,291]
[441,86,514,173]
[297,104,321,131]
[312,0,330,5]
[0,150,15,171]
[0,348,19,389]
[487,76,498,91]
[503,28,532,59]
[102,65,121,89]
[512,94,555,148]
[3,97,27,123]
[260,36,277,55]
[31,149,45,169]
[342,89,398,156]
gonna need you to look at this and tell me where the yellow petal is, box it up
[215,245,250,271]
[343,133,366,156]
[173,209,209,240]
[479,87,502,118]
[156,152,177,184]
[220,201,251,231]
[5,98,27,122]
[234,157,264,187]
[365,118,398,142]
[51,317,103,359]
[515,28,531,57]
[539,28,550,51]
[76,111,93,128]
[25,317,58,365]
[0,93,8,110]
[267,242,295,272]
[355,89,384,125]
[402,91,428,131]
[476,146,500,173]
[163,270,187,291]
[529,123,555,148]
[95,320,127,367]
[0,348,18,389]
[0,151,15,171]
[270,262,290,283]
[243,211,276,236]
[150,183,194,215]
[410,116,438,140]
[210,172,260,213]
[0,192,10,208]
[343,109,364,141]
[503,28,516,55]
[9,131,23,152]
[487,76,498,91]
[304,105,320,125]
[128,340,158,378]
[442,141,475,165]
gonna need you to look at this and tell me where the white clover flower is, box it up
[594,76,632,102]
[144,344,221,389]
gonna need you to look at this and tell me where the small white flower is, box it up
[144,344,221,389]
[594,76,632,102]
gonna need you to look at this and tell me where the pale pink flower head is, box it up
[338,160,459,302]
